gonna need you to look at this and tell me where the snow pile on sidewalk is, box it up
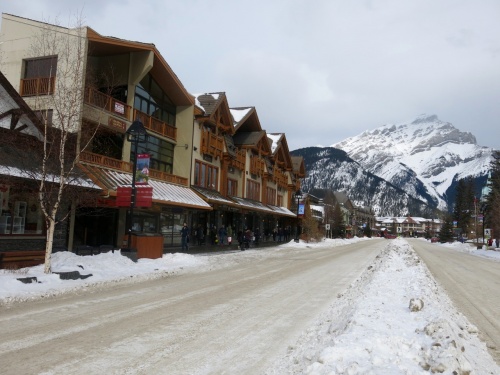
[269,238,499,374]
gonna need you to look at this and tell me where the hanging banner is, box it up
[136,153,150,184]
[298,203,305,216]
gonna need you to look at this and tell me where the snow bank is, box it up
[268,238,499,374]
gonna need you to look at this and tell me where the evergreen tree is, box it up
[484,151,500,241]
[331,203,346,238]
[453,177,475,238]
[438,215,454,243]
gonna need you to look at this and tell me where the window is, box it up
[227,178,238,196]
[34,109,53,126]
[194,160,218,189]
[134,74,176,126]
[246,180,260,201]
[131,135,174,174]
[24,56,58,78]
[266,187,276,206]
[277,194,283,207]
[0,185,44,236]
[21,56,57,96]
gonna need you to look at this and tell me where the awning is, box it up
[79,164,211,210]
[267,204,297,218]
[229,196,275,214]
[191,186,240,208]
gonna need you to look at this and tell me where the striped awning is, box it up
[79,164,211,210]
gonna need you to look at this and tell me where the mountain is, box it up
[292,115,492,216]
[332,115,492,211]
[291,147,437,217]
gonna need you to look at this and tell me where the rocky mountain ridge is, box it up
[292,115,492,216]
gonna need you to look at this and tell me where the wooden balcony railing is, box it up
[274,168,288,189]
[80,151,188,186]
[84,87,131,120]
[250,155,265,176]
[20,77,56,96]
[134,109,177,141]
[231,149,246,171]
[83,88,176,141]
[148,170,188,186]
[79,151,130,172]
[200,129,224,160]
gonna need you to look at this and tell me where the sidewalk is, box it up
[168,240,281,255]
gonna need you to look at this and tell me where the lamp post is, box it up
[295,188,302,242]
[125,119,148,250]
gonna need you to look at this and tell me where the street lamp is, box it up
[125,119,148,250]
[295,188,302,242]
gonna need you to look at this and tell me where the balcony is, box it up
[231,149,246,171]
[82,88,177,141]
[274,169,288,189]
[20,77,56,96]
[84,87,131,120]
[134,109,177,141]
[250,155,265,176]
[200,129,224,160]
[79,151,188,186]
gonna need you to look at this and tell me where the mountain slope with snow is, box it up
[332,114,492,210]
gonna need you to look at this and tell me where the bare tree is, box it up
[6,12,109,273]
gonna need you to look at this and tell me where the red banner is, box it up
[116,186,153,207]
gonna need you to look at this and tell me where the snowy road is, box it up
[409,239,500,364]
[0,240,383,375]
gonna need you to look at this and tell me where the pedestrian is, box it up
[254,228,260,246]
[244,228,252,249]
[227,226,233,245]
[210,225,217,245]
[196,224,204,245]
[218,225,227,245]
[496,238,499,249]
[238,230,244,250]
[272,228,277,242]
[180,222,189,251]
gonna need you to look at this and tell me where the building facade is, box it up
[0,13,304,252]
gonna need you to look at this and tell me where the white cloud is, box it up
[2,0,499,151]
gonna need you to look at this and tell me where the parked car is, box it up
[430,237,439,243]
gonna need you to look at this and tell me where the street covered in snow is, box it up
[0,238,499,374]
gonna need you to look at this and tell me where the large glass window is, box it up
[134,74,176,126]
[131,135,174,174]
[0,184,44,236]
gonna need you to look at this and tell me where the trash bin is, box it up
[133,233,164,259]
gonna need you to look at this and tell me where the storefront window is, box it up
[0,184,44,235]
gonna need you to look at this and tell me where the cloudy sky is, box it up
[2,0,499,151]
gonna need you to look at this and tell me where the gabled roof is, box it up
[85,26,194,107]
[231,107,262,132]
[233,130,272,155]
[268,132,293,170]
[291,156,306,178]
[0,71,44,139]
[193,92,233,133]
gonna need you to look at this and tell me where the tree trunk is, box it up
[44,219,56,274]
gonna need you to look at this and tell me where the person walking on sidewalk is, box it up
[180,222,190,251]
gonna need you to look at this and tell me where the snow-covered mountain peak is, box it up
[331,114,492,211]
